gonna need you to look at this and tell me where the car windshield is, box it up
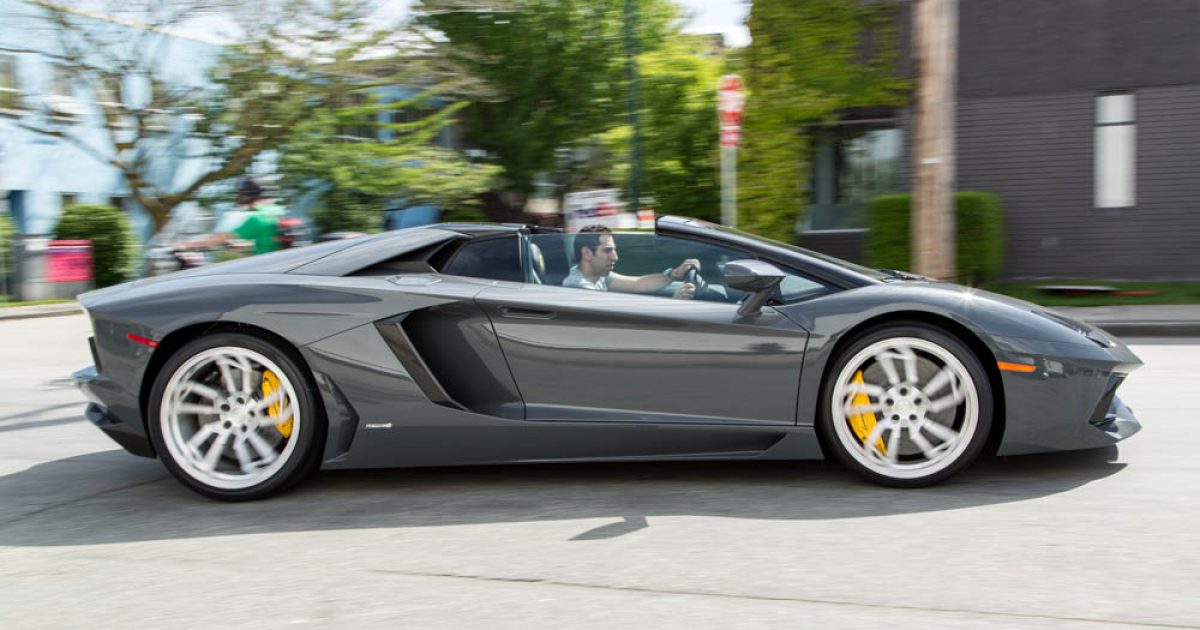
[700,222,893,281]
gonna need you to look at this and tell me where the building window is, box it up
[1095,93,1135,208]
[0,54,20,110]
[806,122,902,231]
[61,193,78,210]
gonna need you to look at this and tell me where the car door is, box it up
[474,233,811,426]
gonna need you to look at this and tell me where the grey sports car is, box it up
[74,216,1143,500]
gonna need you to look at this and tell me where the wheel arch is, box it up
[138,321,319,435]
[817,310,1007,455]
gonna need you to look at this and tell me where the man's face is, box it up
[585,234,618,275]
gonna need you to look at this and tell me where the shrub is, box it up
[54,204,138,287]
[0,211,12,264]
[866,192,1003,285]
[0,211,13,295]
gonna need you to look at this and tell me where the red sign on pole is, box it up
[718,74,745,147]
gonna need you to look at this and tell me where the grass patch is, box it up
[983,282,1200,307]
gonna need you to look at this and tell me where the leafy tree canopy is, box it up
[412,0,680,199]
[739,0,909,241]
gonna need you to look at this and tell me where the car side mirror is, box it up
[724,259,785,317]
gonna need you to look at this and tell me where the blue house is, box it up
[0,0,221,239]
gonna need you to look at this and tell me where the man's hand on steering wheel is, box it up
[666,259,702,300]
[672,282,696,300]
[668,258,701,281]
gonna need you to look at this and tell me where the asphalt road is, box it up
[1,314,1197,629]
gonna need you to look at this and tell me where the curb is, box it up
[0,304,84,321]
[1088,322,1200,338]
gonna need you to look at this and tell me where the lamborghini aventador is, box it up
[74,216,1142,500]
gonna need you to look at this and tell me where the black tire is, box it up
[147,332,325,501]
[818,322,993,487]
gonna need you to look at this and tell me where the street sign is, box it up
[718,75,744,227]
[563,189,637,230]
[718,74,745,147]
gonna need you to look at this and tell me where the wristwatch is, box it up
[664,267,677,281]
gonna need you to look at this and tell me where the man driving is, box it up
[562,225,700,299]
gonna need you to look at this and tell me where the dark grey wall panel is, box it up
[956,86,1200,280]
[959,0,1200,98]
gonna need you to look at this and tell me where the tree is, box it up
[279,86,499,233]
[739,0,909,242]
[17,0,436,231]
[605,35,723,221]
[412,0,679,208]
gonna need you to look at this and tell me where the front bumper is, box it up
[992,335,1143,456]
[1093,395,1141,443]
[74,366,155,459]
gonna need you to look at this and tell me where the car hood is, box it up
[861,280,1119,347]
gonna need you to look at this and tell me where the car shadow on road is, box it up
[0,446,1124,547]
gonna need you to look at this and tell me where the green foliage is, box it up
[0,211,13,281]
[53,204,138,287]
[281,85,500,235]
[865,194,911,271]
[626,36,723,220]
[31,0,445,231]
[956,192,1004,286]
[867,193,1004,285]
[740,0,909,241]
[414,0,679,197]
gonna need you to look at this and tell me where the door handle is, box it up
[498,306,556,320]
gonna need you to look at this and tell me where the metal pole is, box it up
[721,145,737,228]
[913,0,958,280]
[624,0,642,214]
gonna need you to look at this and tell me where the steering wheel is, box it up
[683,266,710,300]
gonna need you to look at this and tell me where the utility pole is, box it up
[624,0,642,215]
[912,0,958,280]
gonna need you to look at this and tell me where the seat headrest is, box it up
[529,242,546,283]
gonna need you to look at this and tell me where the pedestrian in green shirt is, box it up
[178,177,285,255]
[233,200,285,255]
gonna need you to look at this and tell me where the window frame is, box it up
[527,230,836,306]
[1094,92,1136,210]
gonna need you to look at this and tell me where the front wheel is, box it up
[147,332,324,501]
[819,324,993,487]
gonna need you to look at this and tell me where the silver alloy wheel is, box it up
[830,336,979,480]
[159,346,301,491]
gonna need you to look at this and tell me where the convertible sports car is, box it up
[74,216,1142,500]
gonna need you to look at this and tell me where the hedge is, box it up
[0,210,13,283]
[867,192,1003,285]
[54,204,138,287]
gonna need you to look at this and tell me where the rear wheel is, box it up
[148,332,324,501]
[819,323,992,487]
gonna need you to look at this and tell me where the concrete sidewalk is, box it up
[0,301,83,321]
[2,299,1200,337]
[1053,305,1200,337]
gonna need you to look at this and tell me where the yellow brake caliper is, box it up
[848,371,886,455]
[261,370,292,438]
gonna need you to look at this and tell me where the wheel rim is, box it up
[160,347,301,491]
[830,337,979,480]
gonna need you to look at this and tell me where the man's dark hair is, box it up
[235,177,264,207]
[574,224,612,260]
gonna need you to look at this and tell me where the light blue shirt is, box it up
[562,265,614,291]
